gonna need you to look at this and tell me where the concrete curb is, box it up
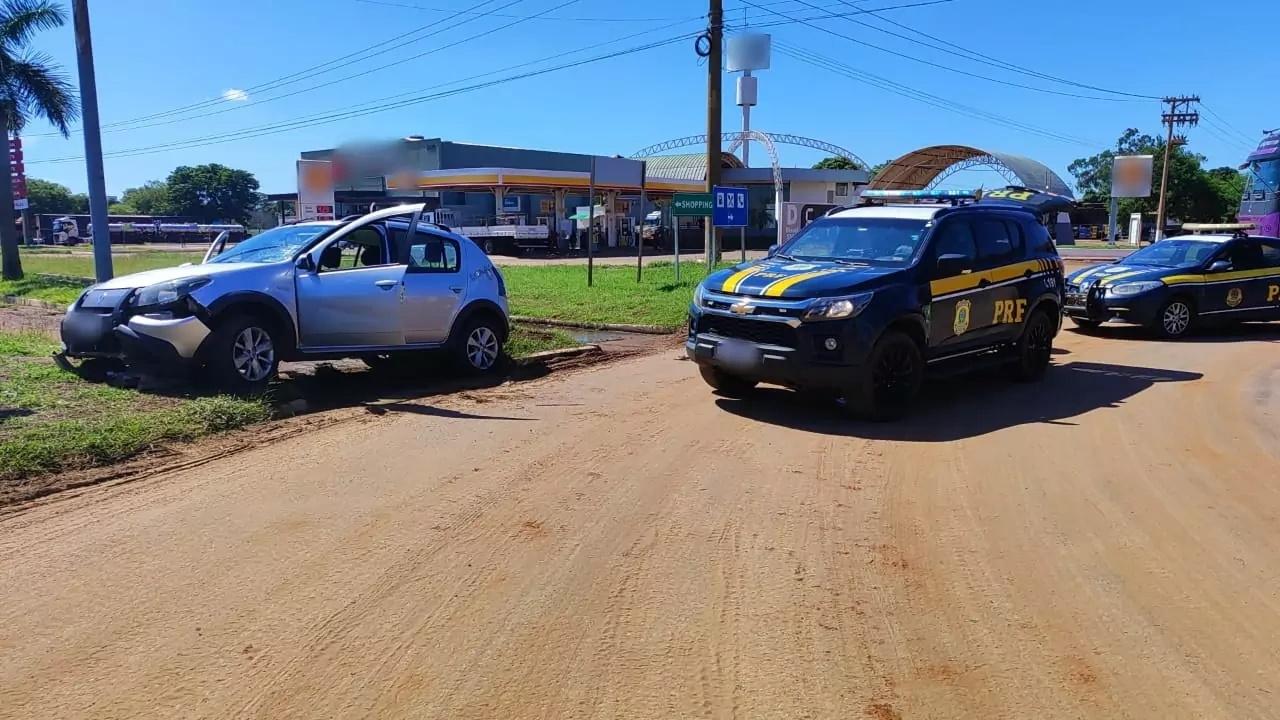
[513,344,602,366]
[513,316,676,335]
[2,295,65,311]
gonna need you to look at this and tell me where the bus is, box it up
[1240,130,1280,236]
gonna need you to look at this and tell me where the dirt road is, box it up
[3,324,1279,719]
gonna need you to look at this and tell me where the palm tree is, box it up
[0,0,78,281]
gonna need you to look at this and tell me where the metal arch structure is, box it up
[632,132,868,172]
[631,132,784,203]
[869,144,1074,198]
[922,154,1020,190]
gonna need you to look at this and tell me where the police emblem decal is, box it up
[953,299,972,335]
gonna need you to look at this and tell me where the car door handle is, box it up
[449,286,463,294]
[978,278,991,288]
[374,280,399,289]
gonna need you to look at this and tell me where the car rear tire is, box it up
[453,315,505,374]
[1009,307,1056,381]
[843,330,923,421]
[1151,297,1195,339]
[203,313,279,395]
[698,365,757,397]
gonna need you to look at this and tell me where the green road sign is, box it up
[671,192,713,216]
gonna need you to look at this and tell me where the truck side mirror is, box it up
[935,253,972,277]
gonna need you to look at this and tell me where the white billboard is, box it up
[1112,155,1153,198]
[297,159,335,221]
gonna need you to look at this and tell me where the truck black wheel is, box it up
[843,330,922,421]
[1009,308,1056,381]
[698,365,757,397]
[1150,297,1195,339]
[202,313,279,395]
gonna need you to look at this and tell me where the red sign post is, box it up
[10,136,27,210]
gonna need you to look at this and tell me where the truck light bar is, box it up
[860,189,978,200]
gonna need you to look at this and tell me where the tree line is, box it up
[27,163,263,224]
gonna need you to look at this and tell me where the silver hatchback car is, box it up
[60,204,511,393]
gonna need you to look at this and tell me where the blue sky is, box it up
[20,0,1279,195]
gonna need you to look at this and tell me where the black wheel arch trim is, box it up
[450,300,510,344]
[203,292,298,356]
[873,312,929,349]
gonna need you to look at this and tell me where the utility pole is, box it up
[1153,95,1199,242]
[704,0,723,268]
[72,0,112,281]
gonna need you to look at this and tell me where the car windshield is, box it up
[780,217,928,265]
[208,224,333,264]
[1122,238,1221,268]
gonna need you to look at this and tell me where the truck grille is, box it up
[698,316,796,348]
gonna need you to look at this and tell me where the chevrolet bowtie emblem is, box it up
[730,300,754,315]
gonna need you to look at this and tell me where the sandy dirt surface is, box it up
[2,323,1280,719]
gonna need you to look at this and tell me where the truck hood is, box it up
[1067,263,1172,288]
[705,259,901,298]
[90,262,269,290]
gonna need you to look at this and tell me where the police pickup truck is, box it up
[686,188,1068,419]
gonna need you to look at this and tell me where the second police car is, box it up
[1065,225,1280,338]
[686,187,1068,419]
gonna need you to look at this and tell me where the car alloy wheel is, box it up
[1162,301,1191,337]
[232,326,275,382]
[466,326,499,370]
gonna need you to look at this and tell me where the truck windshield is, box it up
[1122,238,1221,268]
[208,224,332,264]
[781,217,928,266]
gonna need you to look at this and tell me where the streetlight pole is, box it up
[72,0,112,281]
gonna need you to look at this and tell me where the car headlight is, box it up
[803,291,874,321]
[132,277,211,309]
[692,283,707,307]
[1108,281,1163,297]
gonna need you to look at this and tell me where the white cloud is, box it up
[222,88,249,102]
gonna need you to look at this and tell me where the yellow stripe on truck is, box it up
[761,269,840,297]
[929,260,1043,297]
[721,266,763,293]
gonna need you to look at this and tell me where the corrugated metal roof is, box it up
[643,152,745,181]
[869,145,1074,198]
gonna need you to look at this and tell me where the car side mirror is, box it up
[295,254,316,273]
[767,243,780,257]
[935,253,972,277]
[1207,259,1231,273]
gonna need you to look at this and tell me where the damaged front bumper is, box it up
[60,289,211,370]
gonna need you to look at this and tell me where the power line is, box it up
[30,0,521,136]
[769,38,1101,148]
[70,12,705,140]
[1197,101,1256,145]
[92,0,587,137]
[831,0,1159,100]
[741,0,958,30]
[354,0,684,21]
[28,32,699,165]
[747,0,1145,101]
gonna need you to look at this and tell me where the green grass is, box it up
[0,275,87,305]
[17,249,203,277]
[0,331,269,481]
[506,324,579,358]
[504,261,727,329]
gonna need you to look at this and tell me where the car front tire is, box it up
[1151,297,1195,339]
[698,365,757,397]
[203,313,279,395]
[843,330,923,421]
[1071,318,1102,331]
